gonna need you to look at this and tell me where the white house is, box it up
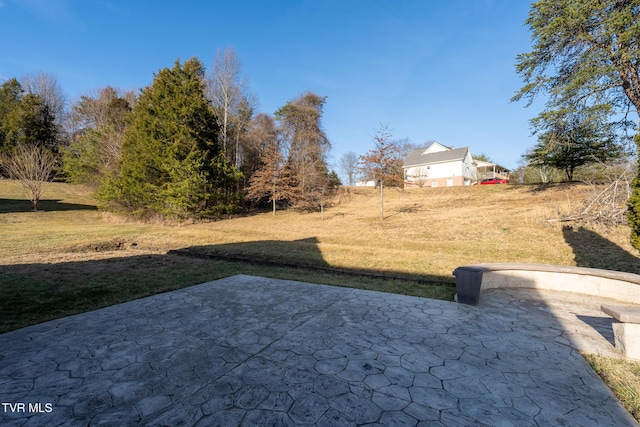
[402,142,509,188]
[355,180,378,187]
[403,142,476,188]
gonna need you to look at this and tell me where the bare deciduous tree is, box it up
[241,113,278,178]
[395,137,420,161]
[246,138,297,215]
[230,95,257,168]
[20,72,67,144]
[275,91,331,209]
[359,124,403,219]
[208,48,255,166]
[546,159,635,227]
[1,145,56,211]
[21,72,66,123]
[339,151,359,187]
[71,86,134,132]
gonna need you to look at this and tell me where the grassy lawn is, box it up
[584,354,640,421]
[2,179,640,421]
[3,179,640,330]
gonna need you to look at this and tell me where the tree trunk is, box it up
[566,166,574,182]
[379,180,384,220]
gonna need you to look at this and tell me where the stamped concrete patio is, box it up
[0,274,637,426]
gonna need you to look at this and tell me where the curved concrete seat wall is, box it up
[453,263,640,306]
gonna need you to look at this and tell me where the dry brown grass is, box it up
[3,180,640,277]
[3,179,640,419]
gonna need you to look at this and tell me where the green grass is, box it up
[0,253,454,333]
[584,354,640,422]
[0,180,459,332]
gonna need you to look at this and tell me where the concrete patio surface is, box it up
[0,274,637,426]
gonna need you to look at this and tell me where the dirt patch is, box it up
[65,239,139,253]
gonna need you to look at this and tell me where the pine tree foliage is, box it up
[61,128,103,184]
[62,87,133,185]
[514,0,640,112]
[525,108,625,181]
[628,136,640,247]
[0,79,24,153]
[514,0,640,246]
[99,58,242,219]
[0,79,58,154]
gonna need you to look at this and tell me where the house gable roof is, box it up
[422,141,452,154]
[403,145,470,168]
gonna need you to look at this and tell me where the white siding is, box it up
[462,152,476,180]
[428,160,463,178]
[404,161,463,181]
[404,166,429,180]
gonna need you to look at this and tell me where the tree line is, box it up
[4,0,640,241]
[0,50,345,218]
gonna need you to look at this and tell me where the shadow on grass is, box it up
[169,237,451,285]
[0,198,98,213]
[512,181,583,194]
[562,226,640,274]
[0,237,455,333]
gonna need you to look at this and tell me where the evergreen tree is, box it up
[525,108,624,181]
[0,79,57,153]
[0,79,23,153]
[327,170,342,187]
[62,87,133,185]
[99,58,242,219]
[513,0,640,246]
[16,94,58,150]
[61,129,103,184]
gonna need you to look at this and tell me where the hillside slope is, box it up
[2,180,639,277]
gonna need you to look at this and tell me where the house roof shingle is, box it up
[403,146,470,168]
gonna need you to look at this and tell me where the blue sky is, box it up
[0,0,543,172]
